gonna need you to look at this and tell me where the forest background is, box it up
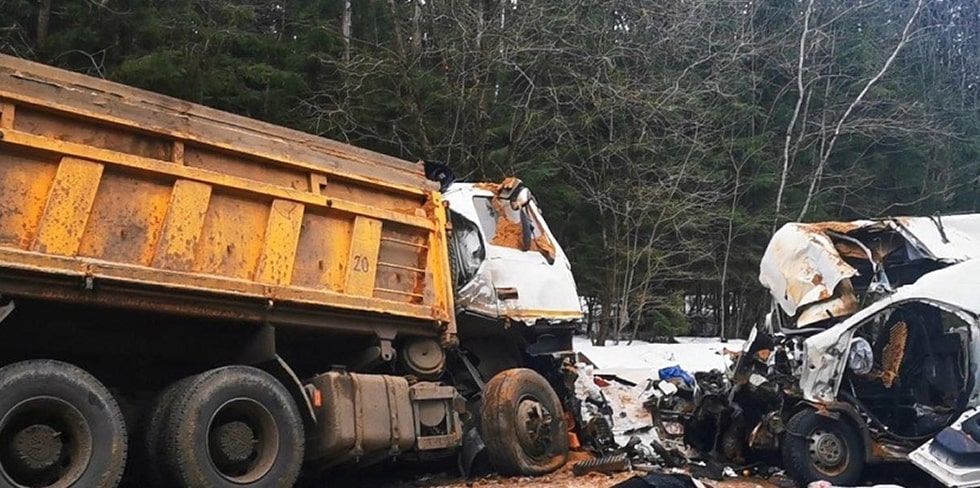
[2,0,977,342]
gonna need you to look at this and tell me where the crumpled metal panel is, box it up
[759,221,870,323]
[909,406,980,488]
[890,214,980,262]
[760,215,980,328]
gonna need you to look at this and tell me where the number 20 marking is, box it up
[352,255,371,273]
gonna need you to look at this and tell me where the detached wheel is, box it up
[0,360,127,488]
[158,366,303,488]
[782,409,864,485]
[480,368,568,476]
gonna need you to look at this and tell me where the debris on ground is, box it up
[373,216,978,488]
[572,453,631,476]
[807,483,905,488]
[612,472,701,488]
[566,336,792,487]
[560,216,980,488]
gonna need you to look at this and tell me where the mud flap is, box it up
[458,427,489,477]
[909,406,980,488]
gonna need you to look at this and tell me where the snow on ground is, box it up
[573,335,743,384]
[572,335,747,447]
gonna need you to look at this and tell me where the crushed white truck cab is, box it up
[444,179,581,326]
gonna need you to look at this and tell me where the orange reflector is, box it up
[567,432,581,449]
[313,388,323,408]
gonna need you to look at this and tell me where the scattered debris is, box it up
[910,406,980,488]
[565,215,980,488]
[807,483,905,488]
[613,472,700,488]
[572,453,631,476]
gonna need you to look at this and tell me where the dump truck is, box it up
[0,55,583,488]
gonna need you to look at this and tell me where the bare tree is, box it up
[35,0,52,49]
[773,0,815,230]
[341,0,351,64]
[796,0,926,220]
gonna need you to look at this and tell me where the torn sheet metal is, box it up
[760,214,980,328]
[574,363,662,447]
[891,214,980,262]
[909,406,980,488]
[760,221,867,321]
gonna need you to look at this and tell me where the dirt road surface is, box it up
[384,471,782,488]
[336,452,784,488]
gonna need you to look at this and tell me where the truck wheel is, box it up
[480,368,568,476]
[158,366,304,488]
[0,360,127,488]
[782,409,864,485]
[141,377,194,487]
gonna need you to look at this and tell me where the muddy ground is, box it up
[321,451,937,488]
[323,451,785,488]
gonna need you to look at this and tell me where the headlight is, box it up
[847,337,873,375]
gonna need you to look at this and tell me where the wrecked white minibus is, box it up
[694,215,980,485]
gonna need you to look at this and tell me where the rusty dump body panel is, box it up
[0,55,455,339]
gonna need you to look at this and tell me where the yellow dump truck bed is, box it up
[0,55,454,338]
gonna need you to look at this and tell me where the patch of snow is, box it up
[573,335,743,383]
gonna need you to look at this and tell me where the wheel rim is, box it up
[808,428,847,475]
[206,398,279,484]
[515,395,555,459]
[0,397,93,488]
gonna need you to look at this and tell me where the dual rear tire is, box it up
[0,360,303,488]
[0,360,127,488]
[2,361,567,486]
[144,366,304,488]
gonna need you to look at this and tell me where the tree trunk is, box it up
[342,0,352,64]
[412,0,422,53]
[36,0,52,50]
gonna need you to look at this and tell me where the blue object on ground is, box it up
[658,365,695,387]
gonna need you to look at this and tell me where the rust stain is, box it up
[500,176,521,193]
[490,214,525,250]
[0,57,458,328]
[869,438,894,460]
[533,234,557,261]
[870,321,907,388]
[472,182,500,193]
[482,181,558,261]
[833,240,868,260]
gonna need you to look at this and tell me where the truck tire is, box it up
[0,360,127,488]
[782,409,864,486]
[141,377,194,487]
[158,366,304,488]
[480,368,568,476]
